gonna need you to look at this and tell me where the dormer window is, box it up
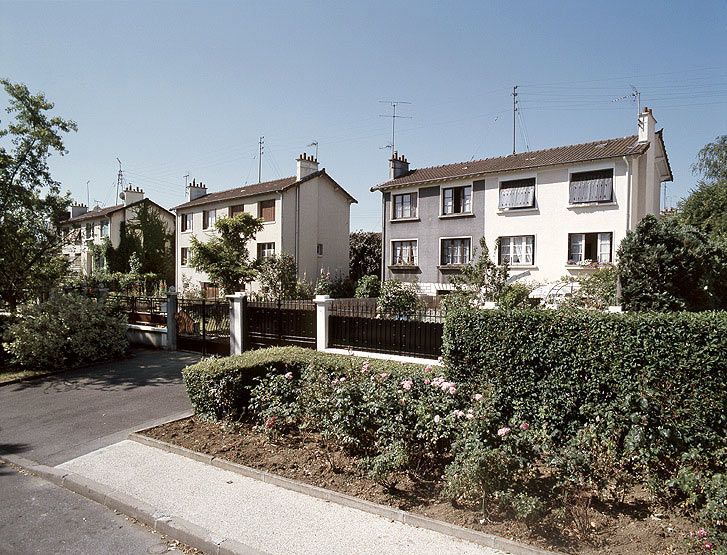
[442,185,472,215]
[499,178,535,209]
[569,169,614,204]
[392,192,417,220]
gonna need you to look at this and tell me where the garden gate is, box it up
[175,298,230,356]
[245,299,316,349]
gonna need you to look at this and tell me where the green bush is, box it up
[3,293,128,370]
[377,279,421,317]
[354,275,380,298]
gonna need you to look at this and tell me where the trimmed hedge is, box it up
[443,308,727,475]
[182,346,428,421]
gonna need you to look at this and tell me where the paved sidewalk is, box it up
[59,440,507,555]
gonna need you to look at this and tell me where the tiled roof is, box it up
[65,204,124,223]
[372,135,650,191]
[172,169,357,210]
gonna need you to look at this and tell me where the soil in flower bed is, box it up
[142,416,699,555]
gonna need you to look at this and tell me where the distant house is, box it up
[172,154,357,297]
[61,186,175,275]
[371,107,673,294]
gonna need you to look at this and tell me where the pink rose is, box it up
[448,385,457,395]
[434,415,441,424]
[520,422,530,430]
[704,542,713,551]
[466,412,475,420]
[265,416,277,429]
[497,426,511,437]
[361,361,370,373]
[339,377,346,383]
[423,378,431,385]
[424,365,433,373]
[453,410,465,419]
[473,393,483,401]
[284,372,294,380]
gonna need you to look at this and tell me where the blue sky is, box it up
[2,0,726,230]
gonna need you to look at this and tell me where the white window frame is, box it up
[202,208,217,230]
[180,247,189,266]
[567,232,613,265]
[498,235,535,267]
[100,220,110,238]
[440,184,473,216]
[257,242,276,260]
[391,191,418,220]
[390,238,419,266]
[439,236,473,266]
[180,213,193,233]
[497,173,537,210]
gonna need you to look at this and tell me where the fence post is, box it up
[314,295,332,352]
[166,287,177,351]
[227,292,247,355]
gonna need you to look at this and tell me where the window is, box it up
[181,213,193,232]
[440,238,471,266]
[85,223,93,239]
[259,199,276,222]
[499,178,535,209]
[229,204,245,217]
[202,209,216,230]
[93,251,106,271]
[569,169,614,204]
[498,235,535,266]
[257,242,275,260]
[180,247,189,266]
[442,185,472,215]
[317,243,324,256]
[202,282,219,299]
[568,232,613,265]
[392,192,417,219]
[391,240,418,266]
[100,220,110,238]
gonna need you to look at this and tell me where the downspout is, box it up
[294,186,300,271]
[380,191,386,283]
[622,156,632,232]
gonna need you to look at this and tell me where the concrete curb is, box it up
[130,433,562,555]
[0,448,269,555]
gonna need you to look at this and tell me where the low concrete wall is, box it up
[127,324,168,349]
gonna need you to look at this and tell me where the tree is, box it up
[447,237,510,308]
[255,253,301,301]
[349,230,381,282]
[189,212,263,295]
[617,215,726,311]
[678,136,727,240]
[0,80,77,311]
[127,202,175,282]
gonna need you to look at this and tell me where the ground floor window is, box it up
[440,237,471,266]
[180,247,189,266]
[257,242,275,260]
[568,232,612,264]
[498,235,535,266]
[392,240,418,266]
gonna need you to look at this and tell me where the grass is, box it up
[0,363,59,384]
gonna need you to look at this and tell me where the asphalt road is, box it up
[0,461,179,555]
[0,348,199,466]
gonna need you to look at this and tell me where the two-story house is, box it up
[62,186,175,275]
[372,107,672,294]
[172,154,356,297]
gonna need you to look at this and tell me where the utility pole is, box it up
[258,136,264,183]
[379,100,411,157]
[115,158,123,201]
[512,86,518,155]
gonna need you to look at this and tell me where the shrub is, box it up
[377,279,421,317]
[3,293,128,370]
[355,275,380,298]
[329,276,355,299]
[561,265,618,310]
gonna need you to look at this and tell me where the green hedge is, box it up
[443,309,727,475]
[182,346,428,421]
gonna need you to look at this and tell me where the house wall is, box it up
[381,153,663,292]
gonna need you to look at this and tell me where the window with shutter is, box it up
[569,169,614,204]
[499,178,536,209]
[229,205,245,217]
[259,200,275,222]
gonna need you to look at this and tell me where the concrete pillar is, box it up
[166,288,177,351]
[314,295,332,352]
[227,292,247,355]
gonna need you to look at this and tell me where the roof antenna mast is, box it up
[379,100,412,157]
[115,158,123,201]
[258,136,264,183]
[512,85,518,155]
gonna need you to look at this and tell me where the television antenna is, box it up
[378,100,412,157]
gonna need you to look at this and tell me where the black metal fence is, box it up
[246,299,316,349]
[108,294,167,326]
[176,298,230,356]
[328,299,444,358]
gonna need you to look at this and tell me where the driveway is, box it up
[0,348,200,466]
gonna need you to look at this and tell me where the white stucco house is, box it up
[61,186,175,275]
[371,107,673,294]
[172,154,357,297]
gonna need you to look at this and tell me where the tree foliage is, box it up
[446,237,511,308]
[255,253,305,301]
[618,215,726,311]
[349,230,381,282]
[189,212,263,295]
[0,80,77,310]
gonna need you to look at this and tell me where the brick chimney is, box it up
[296,153,319,181]
[121,185,144,206]
[69,202,88,218]
[389,151,409,180]
[638,107,656,143]
[186,179,207,202]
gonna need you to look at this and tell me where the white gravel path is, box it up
[58,440,508,555]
